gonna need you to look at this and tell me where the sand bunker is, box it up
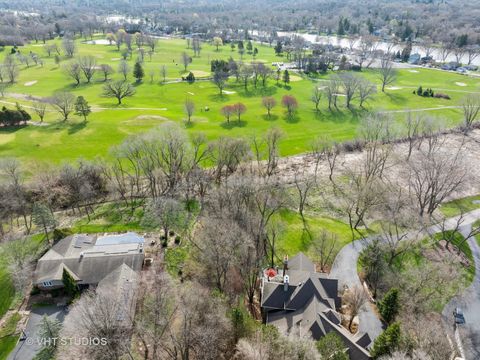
[191,70,210,77]
[289,75,303,82]
[85,39,111,45]
[386,86,402,90]
[222,90,236,95]
[111,58,121,61]
[187,92,195,95]
[455,82,467,87]
[409,70,419,73]
[24,81,37,86]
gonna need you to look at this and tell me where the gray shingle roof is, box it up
[34,233,144,286]
[261,252,372,360]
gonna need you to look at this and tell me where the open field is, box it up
[0,36,479,166]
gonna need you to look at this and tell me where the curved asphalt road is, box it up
[442,224,480,360]
[330,209,480,349]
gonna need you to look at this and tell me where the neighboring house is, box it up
[34,232,145,291]
[408,53,421,64]
[260,253,371,360]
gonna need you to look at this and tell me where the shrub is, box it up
[185,71,195,83]
[169,230,175,237]
[174,236,181,244]
[53,228,72,242]
[378,288,399,323]
[370,322,401,359]
[434,93,450,100]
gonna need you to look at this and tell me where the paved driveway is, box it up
[8,305,66,360]
[330,237,385,343]
[442,224,480,360]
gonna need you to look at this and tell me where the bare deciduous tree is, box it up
[311,86,322,111]
[50,91,76,121]
[461,94,480,129]
[357,78,376,108]
[102,80,135,104]
[343,285,368,331]
[78,55,96,83]
[378,57,397,92]
[184,98,195,123]
[63,61,82,85]
[62,37,76,58]
[32,101,48,123]
[312,231,338,272]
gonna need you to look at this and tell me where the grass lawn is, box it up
[273,208,354,267]
[434,231,476,282]
[70,201,145,233]
[440,194,480,218]
[0,234,47,319]
[0,35,478,167]
[0,312,21,360]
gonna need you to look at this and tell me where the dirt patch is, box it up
[27,121,49,127]
[135,115,169,121]
[455,82,467,87]
[24,81,37,87]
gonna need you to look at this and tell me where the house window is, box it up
[43,281,53,287]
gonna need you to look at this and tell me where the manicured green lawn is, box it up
[1,35,478,166]
[440,194,480,218]
[0,312,21,360]
[273,208,354,266]
[0,234,46,319]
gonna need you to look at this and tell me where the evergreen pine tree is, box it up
[370,322,401,359]
[133,61,144,82]
[282,69,290,86]
[378,288,399,323]
[74,96,91,122]
[32,203,56,241]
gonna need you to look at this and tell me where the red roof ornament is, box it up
[266,268,277,278]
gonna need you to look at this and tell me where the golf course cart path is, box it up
[329,208,480,347]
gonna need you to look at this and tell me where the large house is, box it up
[34,232,145,291]
[260,253,372,360]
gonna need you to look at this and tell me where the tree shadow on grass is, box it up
[208,93,228,103]
[68,121,87,135]
[284,113,300,123]
[220,120,248,129]
[183,120,197,129]
[262,114,279,122]
[0,124,28,134]
[238,86,277,98]
[384,92,408,105]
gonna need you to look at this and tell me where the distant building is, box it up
[34,232,145,291]
[260,252,372,360]
[408,53,421,64]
